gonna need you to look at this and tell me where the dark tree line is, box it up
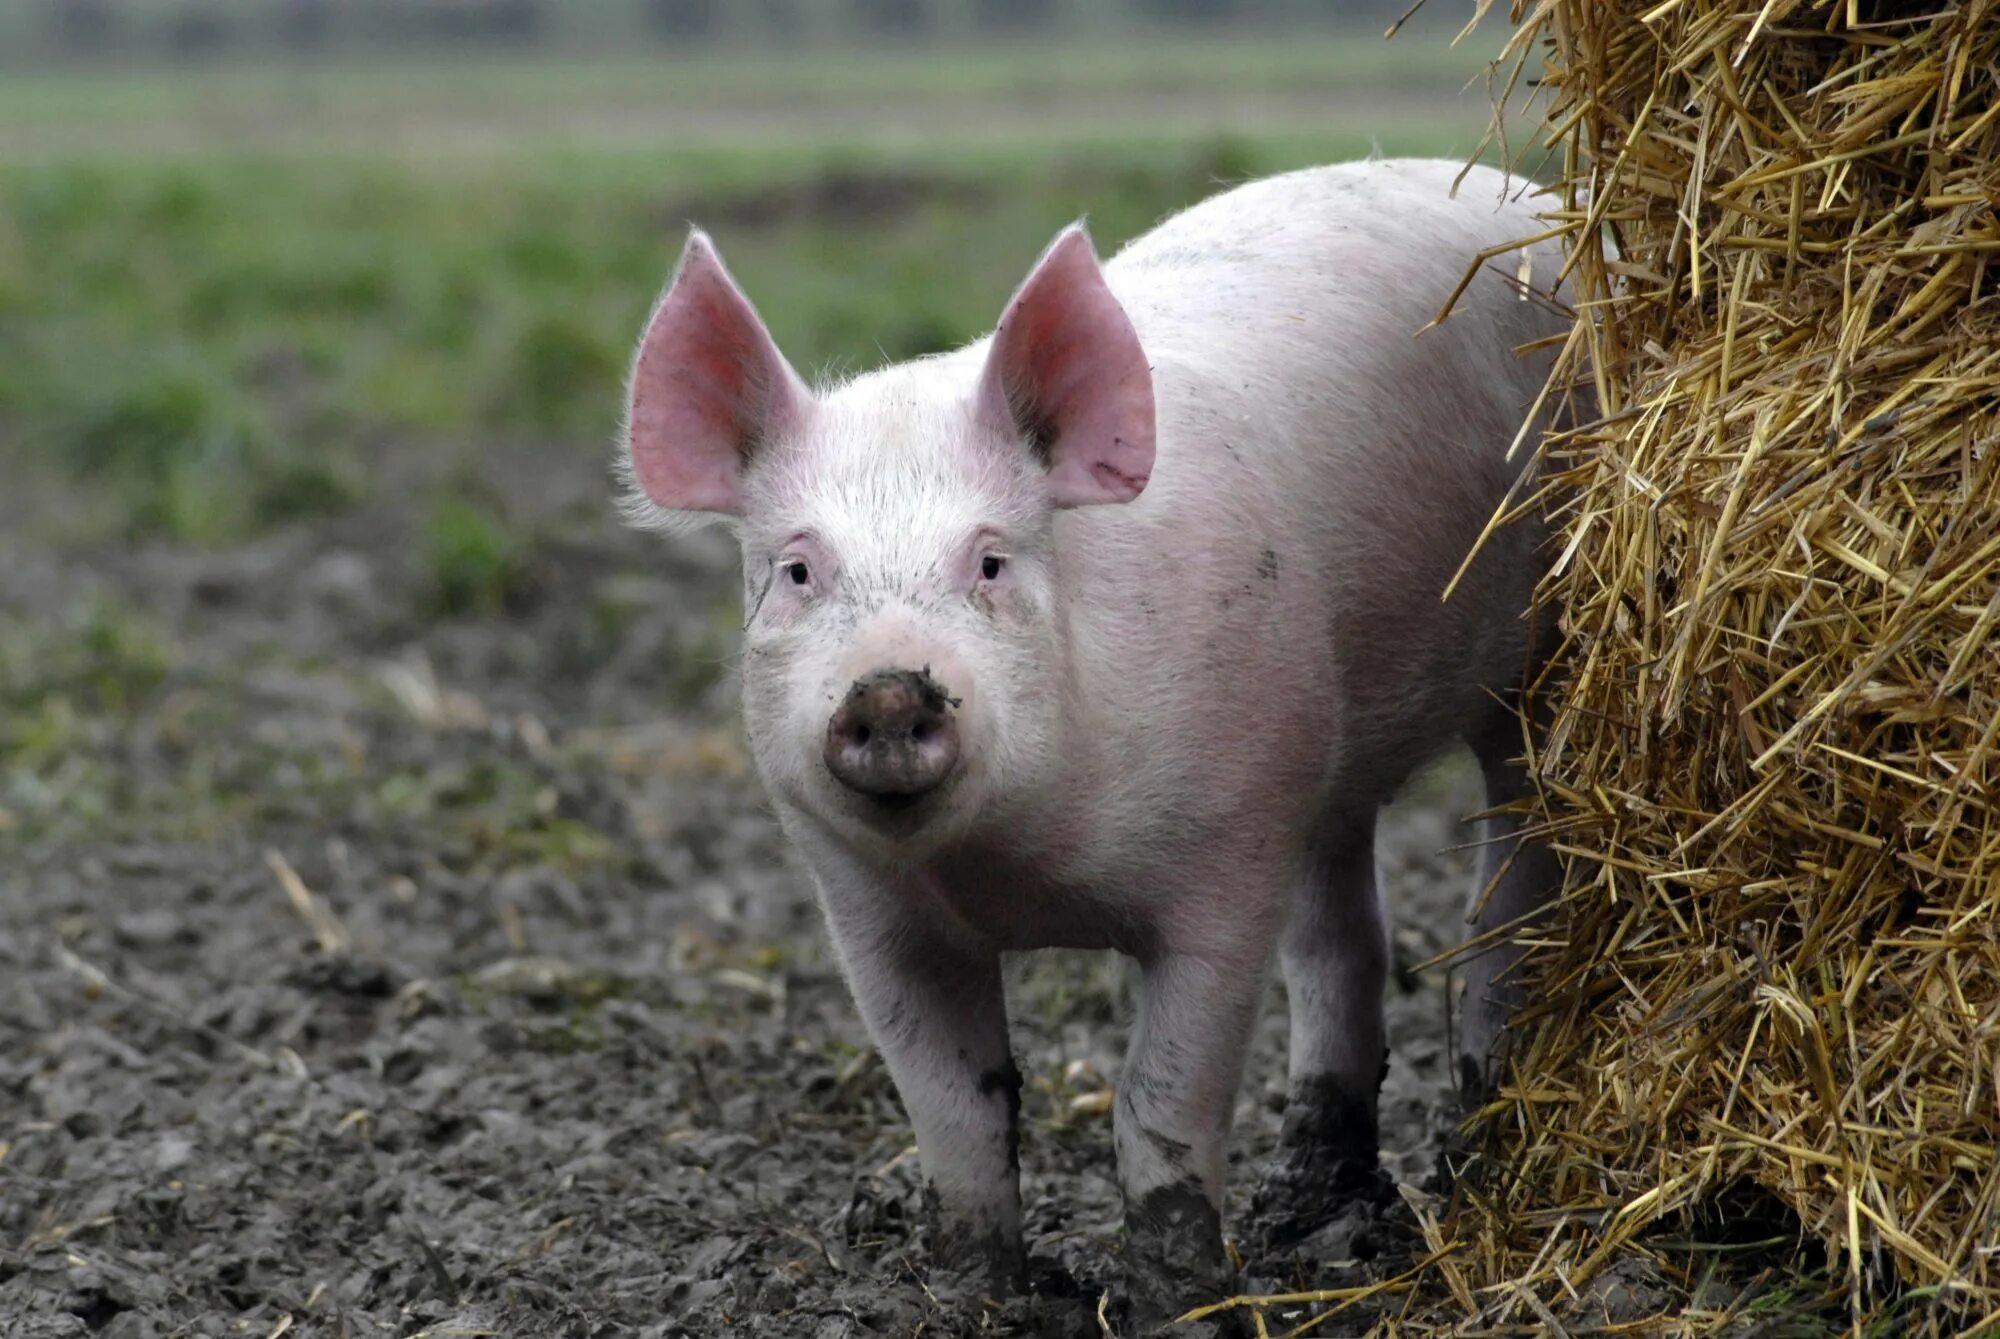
[45,0,548,55]
[39,0,1429,57]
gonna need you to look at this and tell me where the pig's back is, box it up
[1101,158,1557,459]
[1065,159,1567,813]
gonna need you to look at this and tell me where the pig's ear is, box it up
[976,224,1155,507]
[623,230,810,517]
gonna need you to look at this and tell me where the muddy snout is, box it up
[823,668,962,801]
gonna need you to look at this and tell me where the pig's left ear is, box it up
[623,230,810,518]
[976,224,1155,507]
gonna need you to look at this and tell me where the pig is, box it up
[618,157,1568,1327]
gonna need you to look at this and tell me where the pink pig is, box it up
[621,158,1567,1326]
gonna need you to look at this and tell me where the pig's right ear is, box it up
[976,224,1155,508]
[623,230,810,517]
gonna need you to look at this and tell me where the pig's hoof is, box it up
[1457,1052,1499,1112]
[922,1231,1024,1305]
[1430,1111,1491,1200]
[1251,1076,1388,1251]
[1123,1182,1238,1336]
[1247,1143,1393,1253]
[924,1248,1025,1309]
[1427,1054,1500,1198]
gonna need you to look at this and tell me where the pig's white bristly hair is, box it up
[743,350,1042,580]
[611,332,1032,550]
[612,445,706,535]
[734,348,1063,846]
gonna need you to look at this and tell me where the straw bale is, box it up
[1411,1,2000,1332]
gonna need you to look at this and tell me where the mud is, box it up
[1,438,1492,1337]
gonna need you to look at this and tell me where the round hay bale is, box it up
[1422,1,2000,1331]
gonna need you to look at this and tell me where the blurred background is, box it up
[0,7,1532,1331]
[0,0,1513,552]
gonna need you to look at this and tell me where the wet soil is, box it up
[0,441,1492,1338]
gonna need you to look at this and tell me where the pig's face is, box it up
[621,226,1154,858]
[731,390,1062,855]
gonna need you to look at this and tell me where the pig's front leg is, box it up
[813,870,1025,1289]
[1251,811,1392,1246]
[1115,914,1276,1330]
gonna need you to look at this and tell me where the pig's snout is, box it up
[823,669,961,801]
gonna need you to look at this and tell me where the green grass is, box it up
[0,123,1490,543]
[426,499,533,616]
[0,27,1515,543]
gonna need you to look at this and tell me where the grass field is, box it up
[0,32,1517,549]
[1,137,1471,545]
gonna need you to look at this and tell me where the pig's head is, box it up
[620,225,1154,859]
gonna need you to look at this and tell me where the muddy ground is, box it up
[1,439,1497,1338]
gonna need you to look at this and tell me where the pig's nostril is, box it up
[911,720,932,743]
[853,725,872,747]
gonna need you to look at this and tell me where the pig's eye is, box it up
[980,555,1005,581]
[784,560,811,587]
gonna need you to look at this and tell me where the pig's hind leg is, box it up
[1455,714,1559,1107]
[1249,810,1393,1247]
